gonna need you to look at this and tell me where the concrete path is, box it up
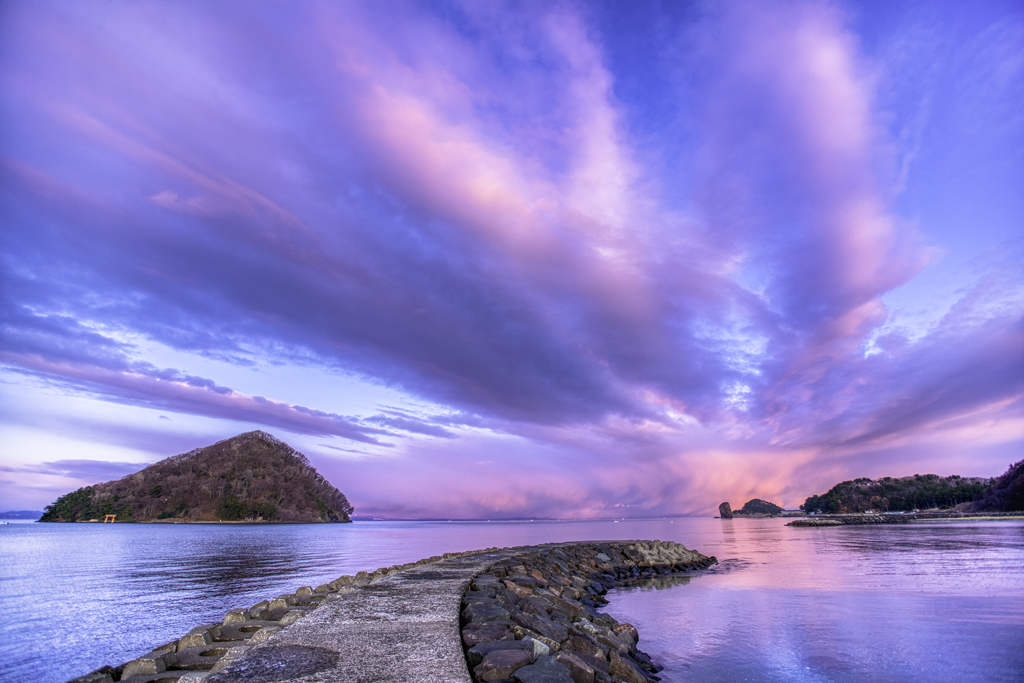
[206,547,516,683]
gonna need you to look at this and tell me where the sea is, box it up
[1,517,1022,683]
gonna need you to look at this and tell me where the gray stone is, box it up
[612,623,638,647]
[463,601,511,623]
[512,612,568,643]
[222,610,248,625]
[521,636,551,658]
[563,635,606,659]
[512,655,575,683]
[595,632,629,655]
[475,648,534,681]
[719,501,733,519]
[571,651,610,675]
[609,650,648,683]
[555,650,596,683]
[121,654,166,677]
[463,622,514,647]
[467,639,533,667]
[179,628,213,649]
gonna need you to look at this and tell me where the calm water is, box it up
[0,518,1021,682]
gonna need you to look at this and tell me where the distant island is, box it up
[0,510,44,520]
[800,459,1023,514]
[39,431,353,523]
[717,460,1024,520]
[734,498,784,516]
[718,498,789,518]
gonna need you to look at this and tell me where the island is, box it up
[39,431,353,523]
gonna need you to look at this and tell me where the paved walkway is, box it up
[206,547,519,683]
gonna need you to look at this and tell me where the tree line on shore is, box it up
[800,459,1023,514]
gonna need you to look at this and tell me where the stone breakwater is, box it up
[461,541,715,683]
[787,515,911,527]
[788,511,1024,527]
[68,540,714,683]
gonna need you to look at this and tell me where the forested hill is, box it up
[801,473,991,514]
[968,459,1024,512]
[39,431,353,523]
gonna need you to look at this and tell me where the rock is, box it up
[632,649,660,673]
[513,612,568,643]
[222,609,248,624]
[513,655,575,683]
[571,651,610,675]
[612,622,639,648]
[522,636,552,658]
[571,619,599,636]
[563,635,606,659]
[178,627,213,649]
[504,579,535,599]
[120,653,167,677]
[555,650,596,683]
[595,632,629,655]
[464,602,512,623]
[467,640,535,667]
[520,596,554,618]
[463,622,514,647]
[719,502,733,519]
[67,668,116,683]
[609,650,648,683]
[474,649,534,682]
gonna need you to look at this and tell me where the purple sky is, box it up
[1,0,1021,518]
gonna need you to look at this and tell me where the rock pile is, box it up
[787,515,911,527]
[461,541,716,683]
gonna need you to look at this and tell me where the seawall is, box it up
[71,540,715,683]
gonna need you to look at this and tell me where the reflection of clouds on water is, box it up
[603,519,1024,683]
[615,558,755,593]
[619,574,693,592]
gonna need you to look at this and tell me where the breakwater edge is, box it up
[70,540,715,683]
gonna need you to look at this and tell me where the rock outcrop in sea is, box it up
[718,502,733,519]
[39,431,353,523]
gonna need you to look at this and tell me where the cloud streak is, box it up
[1,0,1021,515]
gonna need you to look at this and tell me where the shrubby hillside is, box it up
[801,473,991,514]
[968,459,1024,512]
[736,499,783,515]
[39,431,353,523]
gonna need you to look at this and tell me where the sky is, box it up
[1,0,1021,518]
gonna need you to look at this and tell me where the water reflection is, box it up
[2,518,1022,683]
[620,574,693,591]
[604,519,1024,683]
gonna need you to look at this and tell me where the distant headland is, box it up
[39,431,353,523]
[719,459,1023,522]
[799,460,1023,515]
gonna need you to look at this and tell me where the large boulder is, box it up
[718,501,733,519]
